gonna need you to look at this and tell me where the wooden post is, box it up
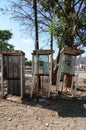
[1,54,4,97]
[20,53,23,99]
[30,54,34,98]
[63,74,72,92]
[56,54,62,95]
[50,32,53,77]
[48,54,51,98]
[73,55,81,97]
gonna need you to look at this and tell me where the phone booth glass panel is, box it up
[33,54,49,75]
[60,54,76,75]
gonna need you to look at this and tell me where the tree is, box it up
[25,60,32,66]
[39,0,86,86]
[25,58,32,66]
[39,0,86,47]
[0,30,14,50]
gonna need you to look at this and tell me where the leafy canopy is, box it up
[0,30,14,50]
[39,0,86,49]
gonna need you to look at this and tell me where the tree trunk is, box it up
[63,74,72,91]
[52,65,58,85]
[52,49,60,85]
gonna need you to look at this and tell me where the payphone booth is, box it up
[0,51,25,98]
[56,47,84,97]
[30,50,54,98]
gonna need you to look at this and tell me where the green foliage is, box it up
[0,30,14,50]
[50,17,74,47]
[39,0,56,11]
[0,30,12,41]
[25,60,32,66]
[39,0,86,49]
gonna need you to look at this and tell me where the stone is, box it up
[45,123,49,127]
[8,118,12,121]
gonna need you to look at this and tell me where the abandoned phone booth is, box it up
[56,47,84,97]
[31,49,54,98]
[0,50,25,98]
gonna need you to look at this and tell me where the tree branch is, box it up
[76,0,84,16]
[74,0,81,7]
[56,2,69,20]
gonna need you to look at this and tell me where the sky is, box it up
[0,12,35,60]
[0,1,58,61]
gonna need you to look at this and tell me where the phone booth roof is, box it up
[32,50,54,55]
[0,50,25,56]
[60,47,84,56]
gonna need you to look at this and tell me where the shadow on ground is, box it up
[21,94,86,118]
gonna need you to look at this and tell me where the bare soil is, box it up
[0,76,86,130]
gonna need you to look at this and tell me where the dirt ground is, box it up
[0,76,86,130]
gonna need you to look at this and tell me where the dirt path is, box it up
[0,96,86,130]
[0,76,86,130]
